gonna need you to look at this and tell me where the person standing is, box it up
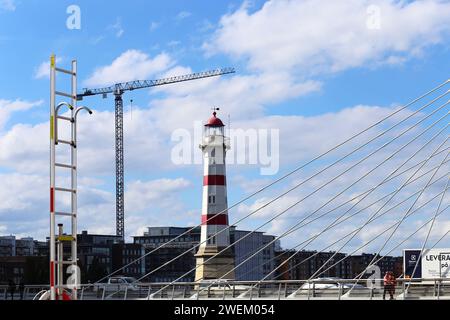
[383,271,396,300]
[7,279,15,300]
[19,282,25,300]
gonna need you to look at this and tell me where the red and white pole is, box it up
[49,54,56,300]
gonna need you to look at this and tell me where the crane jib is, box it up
[77,67,235,100]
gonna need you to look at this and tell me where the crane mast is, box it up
[77,68,235,241]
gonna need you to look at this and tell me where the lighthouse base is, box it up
[194,246,235,281]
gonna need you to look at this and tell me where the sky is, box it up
[0,0,450,256]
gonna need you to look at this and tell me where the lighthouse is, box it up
[195,110,235,281]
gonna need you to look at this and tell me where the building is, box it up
[274,249,403,280]
[77,231,123,283]
[274,250,353,280]
[0,256,48,285]
[0,231,131,284]
[0,236,16,257]
[15,238,35,256]
[231,228,276,281]
[349,253,403,278]
[134,227,200,282]
[112,243,145,278]
[133,226,277,282]
[0,236,45,257]
[0,230,404,284]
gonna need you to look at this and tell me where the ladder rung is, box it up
[55,211,75,217]
[56,139,74,146]
[55,163,76,169]
[55,67,76,76]
[55,91,77,100]
[57,115,73,122]
[55,187,76,194]
[57,235,76,242]
[54,261,77,265]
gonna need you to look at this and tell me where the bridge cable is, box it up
[146,109,449,296]
[403,176,448,293]
[94,81,450,286]
[199,145,446,296]
[268,176,450,283]
[231,139,450,283]
[341,199,450,298]
[202,115,450,282]
[343,156,450,288]
[308,147,450,280]
[287,202,450,297]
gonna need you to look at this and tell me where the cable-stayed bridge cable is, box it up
[309,147,450,279]
[95,81,450,287]
[270,177,450,282]
[194,110,449,284]
[232,124,450,282]
[147,107,449,296]
[205,117,450,282]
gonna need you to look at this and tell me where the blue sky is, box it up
[0,0,450,255]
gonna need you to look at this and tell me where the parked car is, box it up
[94,276,140,293]
[188,279,251,299]
[288,277,367,298]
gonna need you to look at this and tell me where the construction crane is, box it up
[77,67,235,241]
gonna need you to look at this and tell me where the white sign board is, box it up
[404,248,450,279]
[422,249,450,278]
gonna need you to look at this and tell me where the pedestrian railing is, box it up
[1,278,450,300]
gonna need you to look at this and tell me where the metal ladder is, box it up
[49,55,92,300]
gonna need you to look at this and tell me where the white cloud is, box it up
[0,99,43,131]
[126,178,191,212]
[109,17,124,38]
[149,21,159,32]
[0,106,172,175]
[0,0,15,11]
[0,173,47,214]
[84,50,174,87]
[0,172,193,239]
[176,11,192,20]
[205,0,450,74]
[34,57,62,79]
[148,72,321,134]
[90,35,105,45]
[0,121,48,173]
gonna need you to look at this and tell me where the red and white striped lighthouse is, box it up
[195,111,235,281]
